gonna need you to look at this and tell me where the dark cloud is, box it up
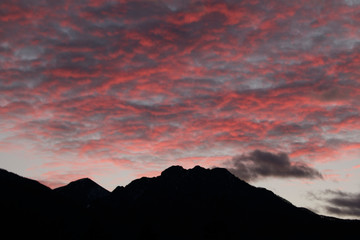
[267,123,314,136]
[228,150,322,181]
[309,190,360,218]
[313,84,352,102]
[324,190,360,217]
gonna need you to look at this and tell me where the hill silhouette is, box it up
[0,169,91,239]
[0,166,359,239]
[54,178,110,207]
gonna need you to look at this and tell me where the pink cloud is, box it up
[0,0,359,185]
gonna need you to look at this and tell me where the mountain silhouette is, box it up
[1,166,359,239]
[54,178,110,207]
[0,169,92,239]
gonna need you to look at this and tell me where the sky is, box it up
[0,0,359,219]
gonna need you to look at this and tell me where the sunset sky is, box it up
[1,0,359,218]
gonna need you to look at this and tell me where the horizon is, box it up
[1,0,359,220]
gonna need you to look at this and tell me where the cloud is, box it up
[0,0,359,179]
[312,84,353,102]
[344,0,360,6]
[320,190,360,218]
[227,150,322,181]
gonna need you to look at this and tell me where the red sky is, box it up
[0,0,360,218]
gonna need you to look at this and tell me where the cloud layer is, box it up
[0,0,359,184]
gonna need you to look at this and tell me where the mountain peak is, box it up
[67,177,98,187]
[192,165,207,172]
[159,165,238,183]
[160,165,212,177]
[161,165,185,177]
[54,177,110,206]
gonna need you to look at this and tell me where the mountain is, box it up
[54,178,110,207]
[1,166,359,239]
[1,169,55,238]
[94,165,359,239]
[0,169,98,240]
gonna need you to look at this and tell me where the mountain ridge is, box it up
[0,166,359,239]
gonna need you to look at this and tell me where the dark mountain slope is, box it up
[0,169,93,240]
[1,169,55,237]
[93,166,359,239]
[54,178,110,207]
